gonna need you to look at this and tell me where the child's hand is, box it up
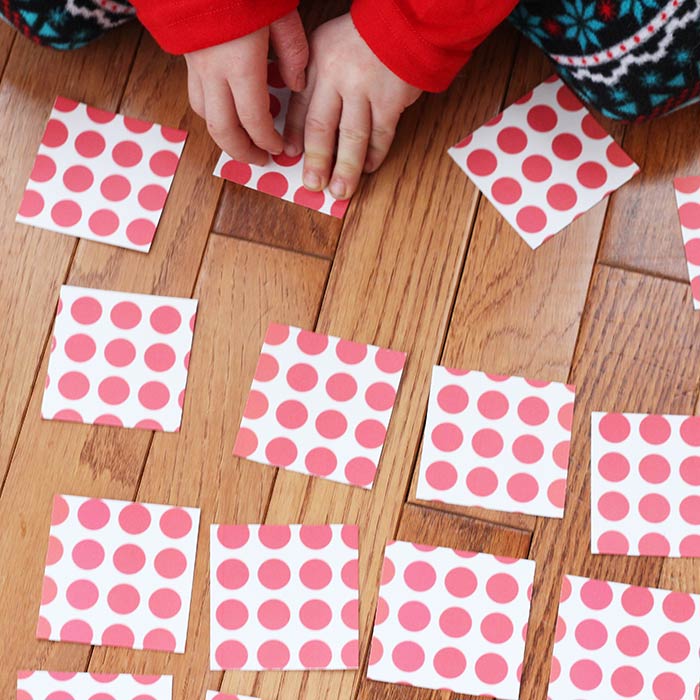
[185,10,308,165]
[283,14,421,199]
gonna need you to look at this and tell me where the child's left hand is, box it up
[283,13,422,200]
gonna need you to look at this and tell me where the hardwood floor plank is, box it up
[0,24,142,488]
[521,264,700,700]
[598,104,700,282]
[219,24,521,700]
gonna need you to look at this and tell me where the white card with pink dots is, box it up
[367,540,535,699]
[209,524,359,671]
[17,671,173,700]
[591,411,700,557]
[42,285,197,432]
[213,63,350,219]
[448,75,638,249]
[205,692,260,700]
[673,176,700,309]
[233,323,406,489]
[38,494,200,653]
[416,367,575,518]
[17,96,186,252]
[549,574,700,700]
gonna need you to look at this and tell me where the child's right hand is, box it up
[184,10,308,165]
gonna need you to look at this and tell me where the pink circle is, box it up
[336,339,367,364]
[445,566,477,597]
[221,160,251,184]
[439,607,471,637]
[599,413,630,442]
[392,641,425,672]
[477,390,508,419]
[475,653,508,684]
[433,647,467,679]
[497,126,528,154]
[404,561,436,591]
[255,353,279,382]
[43,119,69,147]
[107,584,140,614]
[512,435,544,463]
[18,189,44,217]
[265,324,289,345]
[617,625,649,656]
[580,579,613,609]
[257,640,291,669]
[597,530,630,554]
[355,419,386,448]
[486,573,518,603]
[45,535,63,565]
[217,524,249,548]
[101,624,135,648]
[575,618,607,650]
[326,373,357,402]
[472,428,503,457]
[119,503,151,534]
[316,409,347,438]
[680,495,700,524]
[570,659,602,690]
[300,599,332,629]
[150,306,181,334]
[611,666,644,696]
[300,559,332,589]
[215,640,248,668]
[527,104,558,131]
[491,176,522,204]
[375,348,405,373]
[75,130,106,157]
[104,339,136,367]
[686,238,700,265]
[276,399,308,429]
[481,612,513,643]
[63,165,94,192]
[293,186,325,209]
[658,631,690,663]
[126,218,156,246]
[552,133,583,161]
[138,381,169,410]
[521,155,552,182]
[680,535,700,556]
[639,414,671,444]
[365,382,396,410]
[432,422,463,451]
[466,149,497,176]
[517,396,549,425]
[31,154,57,182]
[234,427,258,457]
[305,447,337,476]
[299,525,332,549]
[607,142,635,168]
[680,416,700,445]
[41,576,57,604]
[653,673,685,700]
[299,640,332,669]
[621,586,654,616]
[216,599,249,629]
[639,533,670,556]
[258,559,291,589]
[72,539,104,569]
[598,491,629,520]
[154,548,187,578]
[148,588,181,618]
[66,579,100,610]
[98,376,130,405]
[70,296,102,324]
[51,495,69,525]
[639,454,670,483]
[507,473,539,502]
[78,499,110,529]
[467,467,498,496]
[150,150,179,177]
[287,363,318,391]
[258,525,291,549]
[138,184,168,211]
[426,461,458,490]
[557,85,582,110]
[112,140,143,167]
[113,543,146,574]
[51,200,82,227]
[60,620,93,644]
[257,171,288,197]
[217,559,249,589]
[598,451,630,481]
[160,507,192,538]
[65,334,96,362]
[679,203,700,230]
[265,437,298,467]
[516,205,547,233]
[639,493,670,523]
[344,456,376,486]
[243,389,268,419]
[100,174,131,201]
[547,183,578,211]
[110,301,141,329]
[398,600,431,632]
[342,560,359,589]
[144,343,176,372]
[88,209,119,237]
[577,161,607,189]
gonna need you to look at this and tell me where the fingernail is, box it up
[294,71,306,92]
[270,146,283,155]
[304,171,321,190]
[330,178,346,199]
[284,142,301,157]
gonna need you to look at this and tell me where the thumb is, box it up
[270,10,309,92]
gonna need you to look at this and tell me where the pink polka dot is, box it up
[45,534,64,565]
[107,583,140,614]
[86,105,114,123]
[472,428,503,457]
[233,427,258,457]
[653,673,685,700]
[51,200,82,227]
[287,363,317,391]
[675,176,700,194]
[215,640,248,668]
[392,641,425,672]
[299,640,332,668]
[65,334,96,362]
[439,607,471,638]
[366,381,396,411]
[300,599,332,629]
[598,451,630,481]
[101,624,135,648]
[517,396,549,425]
[497,126,528,154]
[78,499,110,529]
[404,561,436,591]
[104,338,136,367]
[598,491,629,520]
[43,119,69,147]
[342,560,358,589]
[63,165,94,192]
[639,534,670,557]
[658,631,690,663]
[355,419,386,448]
[143,628,176,651]
[475,653,508,684]
[149,150,179,177]
[577,161,607,189]
[570,659,602,690]
[426,460,458,490]
[638,493,670,522]
[547,183,578,211]
[18,189,44,217]
[42,575,57,604]
[375,348,405,373]
[305,447,336,477]
[53,409,83,422]
[344,456,376,486]
[599,413,630,442]
[300,559,332,589]
[507,473,539,502]
[341,640,359,667]
[486,573,518,603]
[607,142,635,168]
[639,454,670,483]
[680,495,700,524]
[679,202,700,229]
[123,116,152,133]
[108,303,140,331]
[527,104,558,131]
[149,588,181,618]
[316,409,347,438]
[216,599,249,629]
[138,184,168,211]
[445,566,477,597]
[557,85,583,111]
[112,140,142,167]
[257,640,291,669]
[258,558,291,589]
[66,579,98,609]
[159,507,192,538]
[98,376,130,405]
[680,535,700,557]
[616,625,649,656]
[575,618,607,649]
[685,238,700,265]
[639,414,671,444]
[398,600,431,631]
[326,373,357,402]
[72,539,104,569]
[552,133,583,160]
[150,306,181,334]
[512,435,544,463]
[466,149,497,176]
[680,416,700,445]
[265,437,297,467]
[516,205,547,233]
[217,559,249,589]
[433,647,467,679]
[217,524,249,548]
[113,543,145,574]
[597,530,629,553]
[257,171,288,197]
[100,174,131,201]
[621,586,654,616]
[220,160,252,184]
[144,343,176,372]
[521,154,553,182]
[51,495,69,525]
[243,389,268,419]
[432,422,463,451]
[31,153,57,182]
[477,390,508,419]
[88,209,119,237]
[75,130,105,157]
[293,186,325,210]
[258,525,291,548]
[119,503,151,534]
[60,620,93,644]
[276,399,308,429]
[126,219,156,246]
[580,579,613,609]
[481,612,513,643]
[491,176,522,204]
[611,666,644,696]
[467,467,499,496]
[299,524,332,549]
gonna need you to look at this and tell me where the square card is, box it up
[42,285,197,432]
[38,494,200,653]
[17,672,173,700]
[367,540,535,699]
[448,75,639,249]
[17,96,186,252]
[591,411,700,557]
[673,176,700,309]
[549,574,700,700]
[416,367,575,518]
[213,63,350,218]
[233,323,406,488]
[210,523,359,670]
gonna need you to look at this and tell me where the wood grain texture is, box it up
[598,103,700,281]
[521,264,700,700]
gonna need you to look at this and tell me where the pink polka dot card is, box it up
[17,671,173,700]
[548,574,700,700]
[591,411,700,557]
[213,64,350,218]
[210,524,359,671]
[17,96,187,252]
[206,691,260,700]
[37,494,200,653]
[367,540,535,699]
[233,323,406,489]
[42,285,198,432]
[448,75,639,249]
[416,367,575,518]
[674,177,700,309]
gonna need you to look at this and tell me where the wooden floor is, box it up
[1,5,700,700]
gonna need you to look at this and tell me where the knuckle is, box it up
[305,114,334,135]
[333,157,361,176]
[339,125,369,145]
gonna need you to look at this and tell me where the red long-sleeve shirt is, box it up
[129,0,518,92]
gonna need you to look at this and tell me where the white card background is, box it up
[673,176,700,309]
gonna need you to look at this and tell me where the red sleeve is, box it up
[130,0,299,54]
[350,0,518,92]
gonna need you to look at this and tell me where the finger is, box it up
[329,98,370,199]
[282,68,315,157]
[204,80,268,165]
[229,61,284,155]
[270,10,309,92]
[364,107,400,173]
[301,84,341,191]
[186,65,205,118]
